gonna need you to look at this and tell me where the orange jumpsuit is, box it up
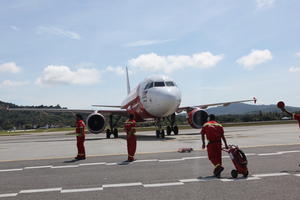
[201,120,224,167]
[76,119,86,159]
[124,119,136,161]
[293,114,300,127]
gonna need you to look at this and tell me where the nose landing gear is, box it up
[155,113,179,138]
[106,115,121,139]
[166,113,179,136]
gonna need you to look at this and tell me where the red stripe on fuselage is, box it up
[123,96,155,122]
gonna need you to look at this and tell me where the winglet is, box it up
[126,66,131,95]
[253,97,257,104]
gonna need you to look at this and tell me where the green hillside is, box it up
[0,101,76,130]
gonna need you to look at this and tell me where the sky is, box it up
[0,0,300,109]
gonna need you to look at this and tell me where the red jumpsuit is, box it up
[124,119,137,161]
[293,114,300,127]
[76,119,86,159]
[201,120,224,167]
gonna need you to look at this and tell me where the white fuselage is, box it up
[121,75,182,119]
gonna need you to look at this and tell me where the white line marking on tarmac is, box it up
[182,156,207,160]
[61,187,103,193]
[278,150,300,154]
[105,163,117,166]
[134,159,158,163]
[51,165,78,169]
[24,165,52,169]
[253,173,290,177]
[0,193,18,198]
[258,152,283,156]
[79,162,105,166]
[245,153,257,156]
[179,178,205,183]
[159,158,184,162]
[19,188,62,193]
[0,168,23,172]
[220,177,261,182]
[143,182,184,187]
[102,182,143,188]
[293,174,300,177]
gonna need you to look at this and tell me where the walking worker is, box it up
[201,114,228,178]
[124,114,137,162]
[277,101,300,127]
[75,114,86,160]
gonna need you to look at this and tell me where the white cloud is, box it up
[9,25,20,31]
[36,26,81,40]
[128,52,224,73]
[256,0,275,9]
[36,65,101,85]
[106,66,125,75]
[105,66,134,76]
[0,80,29,87]
[125,39,174,47]
[289,66,300,72]
[236,49,273,70]
[0,62,21,73]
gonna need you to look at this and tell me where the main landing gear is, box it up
[106,115,121,139]
[155,113,179,139]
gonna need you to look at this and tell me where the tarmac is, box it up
[0,124,300,199]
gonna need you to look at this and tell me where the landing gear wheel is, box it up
[106,129,111,139]
[161,130,165,138]
[173,126,179,135]
[156,130,160,138]
[113,128,118,138]
[166,126,172,135]
[243,170,249,178]
[231,169,238,178]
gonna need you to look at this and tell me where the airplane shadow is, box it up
[63,159,81,163]
[116,135,175,141]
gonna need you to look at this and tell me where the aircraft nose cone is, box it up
[148,88,181,117]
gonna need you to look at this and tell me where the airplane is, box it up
[8,67,257,138]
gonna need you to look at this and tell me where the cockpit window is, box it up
[154,82,165,87]
[165,81,175,86]
[144,82,153,90]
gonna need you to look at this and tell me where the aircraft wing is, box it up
[6,107,128,116]
[177,97,257,113]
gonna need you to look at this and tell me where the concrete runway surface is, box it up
[1,124,300,199]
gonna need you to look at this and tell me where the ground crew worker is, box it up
[201,114,228,178]
[278,101,300,127]
[124,114,137,162]
[75,114,86,160]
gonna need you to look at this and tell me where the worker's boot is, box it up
[214,165,224,178]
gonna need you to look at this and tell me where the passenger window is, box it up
[154,82,165,87]
[165,81,175,86]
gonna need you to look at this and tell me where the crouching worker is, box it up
[124,114,137,162]
[201,114,228,178]
[75,114,86,160]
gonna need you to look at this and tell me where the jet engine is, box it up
[187,108,208,129]
[86,113,106,134]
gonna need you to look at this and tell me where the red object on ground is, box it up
[223,145,249,178]
[277,101,285,109]
[178,148,193,153]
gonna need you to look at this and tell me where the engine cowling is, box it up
[187,108,208,129]
[86,113,106,134]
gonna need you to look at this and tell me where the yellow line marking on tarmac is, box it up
[1,143,300,163]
